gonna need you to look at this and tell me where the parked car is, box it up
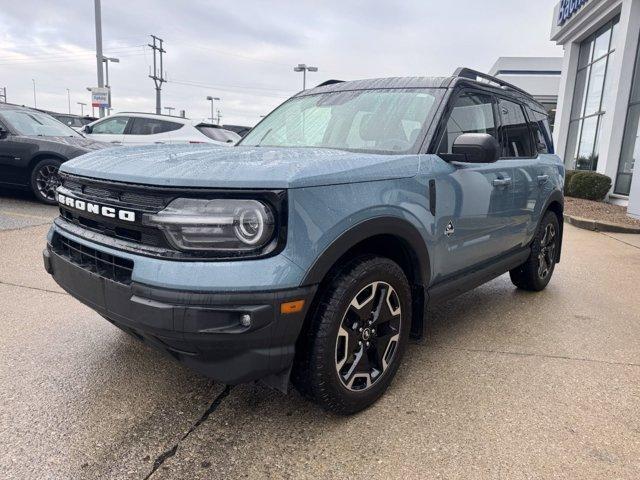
[0,103,107,203]
[222,124,252,137]
[44,68,564,414]
[49,113,97,132]
[81,112,241,146]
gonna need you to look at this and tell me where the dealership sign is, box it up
[557,0,590,26]
[90,87,110,108]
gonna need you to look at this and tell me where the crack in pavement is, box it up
[0,221,52,233]
[599,231,640,250]
[143,385,233,480]
[0,279,68,296]
[438,345,640,368]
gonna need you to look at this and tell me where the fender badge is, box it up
[445,221,455,237]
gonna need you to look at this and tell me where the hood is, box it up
[60,144,420,189]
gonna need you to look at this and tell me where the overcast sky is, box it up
[0,0,562,126]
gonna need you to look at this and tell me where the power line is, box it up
[169,79,292,98]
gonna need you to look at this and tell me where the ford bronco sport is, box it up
[44,68,564,414]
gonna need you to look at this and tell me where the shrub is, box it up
[564,170,576,195]
[566,171,612,201]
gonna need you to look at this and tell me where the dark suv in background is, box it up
[0,103,106,203]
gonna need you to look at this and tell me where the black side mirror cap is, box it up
[442,133,500,163]
[0,127,8,139]
[83,125,92,134]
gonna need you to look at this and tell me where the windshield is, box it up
[196,125,241,143]
[240,88,441,154]
[1,109,81,137]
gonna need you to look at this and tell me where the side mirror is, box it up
[83,125,93,134]
[0,126,8,139]
[449,133,500,163]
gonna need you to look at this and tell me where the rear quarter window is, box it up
[525,106,554,154]
[129,118,183,135]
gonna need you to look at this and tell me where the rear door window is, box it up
[436,91,498,154]
[128,118,183,135]
[498,99,534,158]
[525,106,553,154]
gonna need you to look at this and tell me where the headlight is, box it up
[142,198,275,252]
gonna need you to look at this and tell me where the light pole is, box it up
[93,0,105,118]
[102,57,119,114]
[66,88,71,114]
[293,64,318,91]
[77,102,87,116]
[164,106,175,115]
[206,96,220,123]
[32,79,37,108]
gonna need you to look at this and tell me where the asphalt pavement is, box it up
[1,189,639,480]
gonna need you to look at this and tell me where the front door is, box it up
[430,89,515,280]
[85,116,129,146]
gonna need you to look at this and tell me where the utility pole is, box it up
[148,35,166,114]
[32,79,37,108]
[94,0,105,118]
[293,63,318,90]
[0,87,6,103]
[66,88,71,114]
[164,106,175,115]
[77,102,87,116]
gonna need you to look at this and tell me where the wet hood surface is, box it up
[21,135,110,152]
[60,144,420,188]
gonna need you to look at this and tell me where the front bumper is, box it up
[43,243,316,385]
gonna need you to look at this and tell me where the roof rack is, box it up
[452,67,532,97]
[315,79,345,88]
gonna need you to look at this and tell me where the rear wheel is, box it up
[30,158,62,204]
[510,211,560,291]
[293,255,411,414]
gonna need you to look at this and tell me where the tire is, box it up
[30,158,62,204]
[292,255,411,415]
[510,211,560,291]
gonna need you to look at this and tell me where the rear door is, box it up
[431,89,516,278]
[86,116,129,145]
[501,99,552,246]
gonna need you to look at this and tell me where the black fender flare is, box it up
[300,216,431,287]
[540,189,564,263]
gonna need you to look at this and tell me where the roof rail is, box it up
[452,67,531,97]
[315,79,345,88]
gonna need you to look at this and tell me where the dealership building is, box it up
[551,0,640,215]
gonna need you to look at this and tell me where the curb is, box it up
[565,214,640,234]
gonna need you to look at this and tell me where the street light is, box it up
[206,96,221,124]
[66,88,71,114]
[102,57,119,114]
[32,79,37,108]
[77,102,87,116]
[293,64,318,91]
[164,106,175,115]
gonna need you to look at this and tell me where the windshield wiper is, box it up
[255,128,272,147]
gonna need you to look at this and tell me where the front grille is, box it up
[62,178,169,209]
[52,233,134,284]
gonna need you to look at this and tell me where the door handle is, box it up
[492,177,512,187]
[110,141,121,144]
[537,174,549,184]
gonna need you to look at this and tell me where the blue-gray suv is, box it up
[43,68,564,414]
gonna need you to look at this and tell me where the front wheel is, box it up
[510,211,560,291]
[292,256,411,414]
[30,158,62,204]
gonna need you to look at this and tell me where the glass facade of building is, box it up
[615,33,640,195]
[564,16,619,171]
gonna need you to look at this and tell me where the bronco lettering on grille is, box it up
[57,193,136,222]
